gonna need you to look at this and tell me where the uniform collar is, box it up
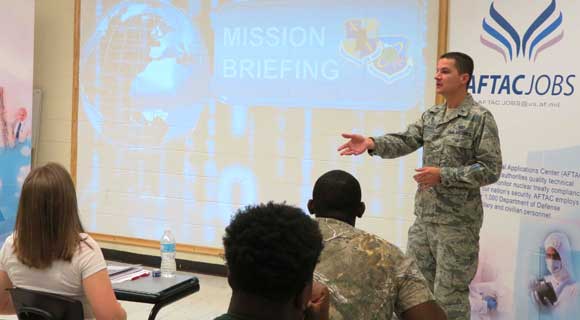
[316,217,356,241]
[316,217,353,228]
[428,93,475,117]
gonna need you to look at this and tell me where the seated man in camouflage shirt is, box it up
[308,170,446,320]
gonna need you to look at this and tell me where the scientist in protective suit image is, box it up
[531,231,579,319]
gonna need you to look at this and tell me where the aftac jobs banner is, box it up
[449,0,580,319]
[0,1,34,243]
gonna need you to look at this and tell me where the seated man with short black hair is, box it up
[308,170,447,320]
[215,202,328,320]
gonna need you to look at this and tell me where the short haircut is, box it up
[312,170,361,213]
[14,163,86,269]
[223,202,323,302]
[440,51,474,84]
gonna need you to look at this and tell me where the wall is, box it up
[33,0,74,168]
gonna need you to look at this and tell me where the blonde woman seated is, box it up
[0,163,126,319]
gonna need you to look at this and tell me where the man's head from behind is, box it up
[223,202,323,316]
[308,170,365,226]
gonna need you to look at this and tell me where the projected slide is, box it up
[78,0,437,248]
[212,1,423,109]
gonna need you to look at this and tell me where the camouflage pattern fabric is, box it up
[370,93,502,227]
[407,221,479,320]
[314,218,434,320]
[369,93,502,319]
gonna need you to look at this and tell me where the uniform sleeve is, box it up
[394,254,435,315]
[369,115,424,159]
[440,112,502,188]
[77,236,107,280]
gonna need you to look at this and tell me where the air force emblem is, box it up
[369,36,413,84]
[340,19,413,84]
[340,19,382,63]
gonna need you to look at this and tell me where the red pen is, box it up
[130,272,150,281]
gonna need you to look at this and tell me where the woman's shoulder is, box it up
[0,233,15,254]
[79,233,102,251]
[3,233,15,244]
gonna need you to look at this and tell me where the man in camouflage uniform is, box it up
[308,170,447,320]
[338,52,502,319]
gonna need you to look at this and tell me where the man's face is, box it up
[434,58,469,96]
[16,108,27,121]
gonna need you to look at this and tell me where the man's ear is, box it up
[294,281,313,312]
[460,73,470,86]
[307,199,315,216]
[356,202,366,218]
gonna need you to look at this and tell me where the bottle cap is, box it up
[152,269,161,277]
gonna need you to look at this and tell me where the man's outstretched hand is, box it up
[338,133,374,156]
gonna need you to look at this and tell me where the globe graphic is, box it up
[80,0,211,145]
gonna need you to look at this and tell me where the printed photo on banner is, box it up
[0,1,35,243]
[514,221,580,320]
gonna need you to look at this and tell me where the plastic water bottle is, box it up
[160,229,176,278]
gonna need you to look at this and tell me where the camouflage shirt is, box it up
[370,93,502,227]
[314,218,434,320]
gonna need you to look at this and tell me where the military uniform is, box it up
[314,217,434,320]
[370,93,502,319]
